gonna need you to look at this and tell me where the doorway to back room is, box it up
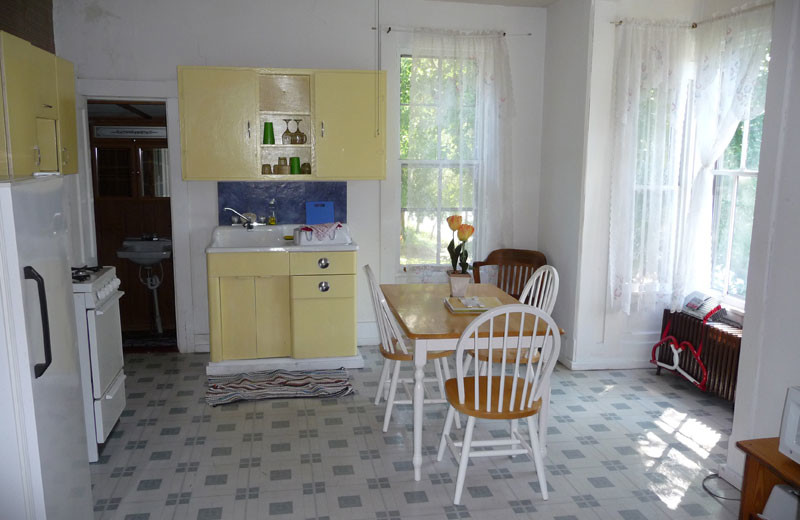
[87,100,176,351]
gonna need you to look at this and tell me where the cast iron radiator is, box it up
[655,310,742,401]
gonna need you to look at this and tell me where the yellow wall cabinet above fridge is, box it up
[0,32,79,180]
[178,66,386,181]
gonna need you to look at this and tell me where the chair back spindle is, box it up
[520,265,559,314]
[364,265,408,357]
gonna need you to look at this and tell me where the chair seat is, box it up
[379,341,454,361]
[445,376,542,420]
[466,347,540,365]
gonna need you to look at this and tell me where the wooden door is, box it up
[314,70,386,180]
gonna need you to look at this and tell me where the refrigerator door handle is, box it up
[23,266,53,378]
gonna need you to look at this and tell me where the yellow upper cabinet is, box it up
[179,66,386,181]
[0,32,76,180]
[1,32,38,179]
[314,71,386,180]
[178,66,259,180]
[56,57,78,174]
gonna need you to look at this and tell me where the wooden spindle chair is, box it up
[437,304,561,505]
[472,249,547,299]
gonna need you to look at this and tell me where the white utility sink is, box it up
[117,237,172,266]
[206,224,357,253]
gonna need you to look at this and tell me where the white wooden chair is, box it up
[468,264,559,453]
[438,304,561,505]
[364,265,457,432]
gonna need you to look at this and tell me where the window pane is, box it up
[722,122,743,170]
[441,166,474,210]
[409,57,439,105]
[728,176,757,297]
[400,56,411,105]
[402,166,438,209]
[745,113,763,171]
[400,105,410,159]
[711,175,734,292]
[406,106,438,160]
[400,210,439,265]
[440,106,476,161]
[140,147,170,198]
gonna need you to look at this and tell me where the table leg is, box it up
[413,339,427,482]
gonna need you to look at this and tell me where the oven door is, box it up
[87,290,124,399]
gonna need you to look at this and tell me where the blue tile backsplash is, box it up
[217,181,347,225]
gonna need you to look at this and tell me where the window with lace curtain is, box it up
[710,50,769,303]
[399,54,477,265]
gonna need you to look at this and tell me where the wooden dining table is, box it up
[380,283,560,481]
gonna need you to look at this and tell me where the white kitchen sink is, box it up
[206,224,356,253]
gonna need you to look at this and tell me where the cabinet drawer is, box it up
[291,274,355,300]
[289,251,355,275]
[208,252,289,277]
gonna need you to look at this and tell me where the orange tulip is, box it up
[457,224,474,242]
[446,215,462,231]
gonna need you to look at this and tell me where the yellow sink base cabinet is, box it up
[208,250,357,362]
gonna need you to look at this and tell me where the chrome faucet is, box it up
[223,207,263,230]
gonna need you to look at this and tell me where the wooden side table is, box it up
[737,437,800,519]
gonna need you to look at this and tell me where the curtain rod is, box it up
[370,25,532,37]
[610,1,772,28]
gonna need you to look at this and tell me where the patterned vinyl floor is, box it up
[91,347,741,519]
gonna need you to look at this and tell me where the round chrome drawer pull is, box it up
[318,281,330,292]
[318,257,330,269]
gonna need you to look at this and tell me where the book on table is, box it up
[444,296,503,314]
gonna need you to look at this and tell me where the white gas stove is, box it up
[71,266,126,462]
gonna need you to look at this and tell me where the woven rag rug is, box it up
[206,368,353,406]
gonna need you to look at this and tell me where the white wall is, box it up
[537,0,592,364]
[720,0,800,487]
[53,0,547,351]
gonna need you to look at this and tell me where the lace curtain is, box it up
[673,6,773,307]
[409,29,513,265]
[608,22,693,313]
[608,8,773,314]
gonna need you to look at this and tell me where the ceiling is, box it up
[87,102,166,121]
[432,0,557,7]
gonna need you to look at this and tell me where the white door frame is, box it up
[75,79,196,353]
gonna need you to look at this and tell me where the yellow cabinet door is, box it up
[291,274,356,358]
[219,277,258,360]
[35,119,58,171]
[255,276,291,358]
[56,57,78,174]
[314,71,386,180]
[0,68,8,180]
[178,66,259,180]
[0,32,37,179]
[29,45,58,119]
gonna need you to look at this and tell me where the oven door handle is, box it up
[94,291,124,316]
[23,266,52,379]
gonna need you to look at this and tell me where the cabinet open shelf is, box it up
[260,144,312,148]
[258,174,314,181]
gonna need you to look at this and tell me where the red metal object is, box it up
[650,305,720,391]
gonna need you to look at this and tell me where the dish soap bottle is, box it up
[267,199,277,225]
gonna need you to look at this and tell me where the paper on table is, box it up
[444,296,503,314]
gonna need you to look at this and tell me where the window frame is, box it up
[710,105,760,308]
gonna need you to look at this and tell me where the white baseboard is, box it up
[206,353,365,376]
[717,463,743,490]
[358,321,380,346]
[559,355,653,371]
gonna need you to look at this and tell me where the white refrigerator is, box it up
[0,177,93,519]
